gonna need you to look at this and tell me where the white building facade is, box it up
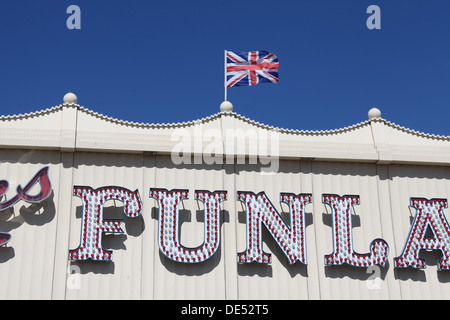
[0,93,450,299]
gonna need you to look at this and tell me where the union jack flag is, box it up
[226,51,279,88]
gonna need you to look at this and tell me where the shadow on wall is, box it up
[324,251,450,283]
[0,191,56,263]
[394,250,450,283]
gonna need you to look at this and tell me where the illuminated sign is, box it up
[1,167,450,272]
[394,198,450,270]
[67,185,450,271]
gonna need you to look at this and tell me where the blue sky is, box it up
[0,0,449,135]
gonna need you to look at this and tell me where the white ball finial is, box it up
[368,107,381,120]
[63,92,78,104]
[220,101,233,112]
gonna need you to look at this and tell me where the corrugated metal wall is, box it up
[1,149,450,299]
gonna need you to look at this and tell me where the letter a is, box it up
[394,198,450,270]
[366,5,381,30]
[67,5,81,30]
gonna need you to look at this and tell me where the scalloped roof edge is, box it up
[1,103,449,141]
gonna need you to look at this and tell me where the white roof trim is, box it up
[1,103,449,166]
[2,103,447,140]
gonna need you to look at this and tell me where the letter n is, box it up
[394,198,450,270]
[323,194,389,267]
[69,186,143,261]
[237,191,311,264]
[150,188,227,263]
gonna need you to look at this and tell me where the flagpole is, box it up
[224,50,227,101]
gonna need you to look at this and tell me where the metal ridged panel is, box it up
[310,161,390,300]
[66,152,145,300]
[1,150,450,299]
[234,160,310,300]
[388,165,450,300]
[151,155,226,300]
[3,104,450,300]
[0,150,61,299]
